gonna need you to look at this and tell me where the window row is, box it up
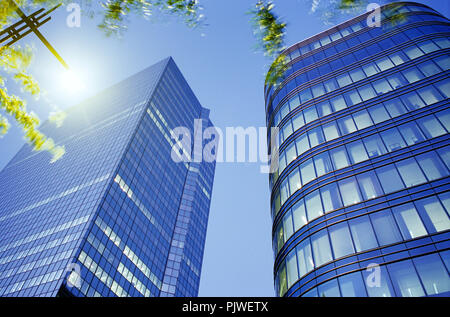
[273,148,450,252]
[268,23,449,115]
[277,251,450,297]
[275,193,450,296]
[273,96,450,190]
[284,5,438,65]
[273,41,449,131]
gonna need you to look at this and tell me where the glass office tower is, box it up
[0,57,216,297]
[265,2,450,297]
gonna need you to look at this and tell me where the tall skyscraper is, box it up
[266,2,450,297]
[0,57,216,297]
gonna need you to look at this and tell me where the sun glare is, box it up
[60,69,85,94]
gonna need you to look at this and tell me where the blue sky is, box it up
[0,0,449,296]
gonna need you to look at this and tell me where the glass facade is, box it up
[265,2,450,297]
[0,57,216,297]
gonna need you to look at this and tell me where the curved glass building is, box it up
[265,2,450,297]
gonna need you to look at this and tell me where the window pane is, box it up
[339,272,368,297]
[296,239,314,277]
[286,251,298,288]
[337,73,352,87]
[353,110,373,130]
[414,197,450,233]
[376,164,405,194]
[418,60,441,77]
[398,122,425,145]
[323,122,340,141]
[436,109,450,131]
[289,95,301,110]
[357,171,383,200]
[413,254,450,296]
[373,78,393,95]
[363,134,387,158]
[338,116,357,134]
[304,107,318,123]
[282,122,293,141]
[380,128,406,152]
[416,152,448,181]
[387,260,425,297]
[288,169,302,193]
[349,215,378,252]
[370,210,403,245]
[314,152,333,177]
[392,203,428,239]
[363,63,379,77]
[286,142,297,164]
[276,223,284,252]
[300,159,316,184]
[330,146,350,169]
[308,127,325,147]
[278,264,288,296]
[311,230,333,267]
[338,177,362,206]
[292,111,305,131]
[402,91,426,110]
[280,102,290,119]
[363,266,395,297]
[344,90,362,106]
[437,146,450,170]
[317,101,332,117]
[305,190,323,221]
[376,56,395,71]
[368,104,390,124]
[417,115,446,138]
[312,83,325,98]
[318,279,341,297]
[329,222,355,258]
[296,134,310,155]
[299,88,312,103]
[417,85,443,105]
[404,45,424,60]
[324,78,338,93]
[387,73,408,89]
[383,100,406,119]
[292,199,307,230]
[330,95,347,112]
[283,211,294,241]
[403,67,424,83]
[396,158,427,187]
[347,140,369,164]
[435,80,450,98]
[358,84,377,101]
[349,68,366,82]
[321,183,343,213]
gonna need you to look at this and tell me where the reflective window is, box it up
[330,95,347,112]
[398,122,425,145]
[278,264,288,296]
[387,73,408,89]
[357,171,383,200]
[402,91,425,110]
[387,260,425,297]
[304,107,318,123]
[296,238,314,278]
[373,78,393,95]
[345,90,362,106]
[380,128,406,152]
[323,121,340,141]
[338,177,362,206]
[358,84,377,101]
[376,56,395,71]
[376,164,405,194]
[288,169,302,193]
[363,266,395,297]
[314,152,333,177]
[283,210,294,241]
[305,190,323,221]
[404,46,424,60]
[292,111,305,130]
[364,134,387,158]
[384,99,407,118]
[329,222,355,258]
[347,140,369,164]
[311,230,333,267]
[338,116,357,134]
[318,279,341,297]
[321,183,343,213]
[413,254,450,296]
[417,115,446,138]
[368,104,390,124]
[339,272,368,297]
[349,215,378,252]
[396,158,427,187]
[317,101,332,117]
[296,134,310,156]
[286,251,298,288]
[414,197,450,233]
[370,210,402,245]
[300,159,316,184]
[416,152,448,181]
[308,127,325,147]
[337,73,352,88]
[392,203,428,240]
[403,67,424,83]
[292,199,307,230]
[331,146,350,170]
[353,110,373,131]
